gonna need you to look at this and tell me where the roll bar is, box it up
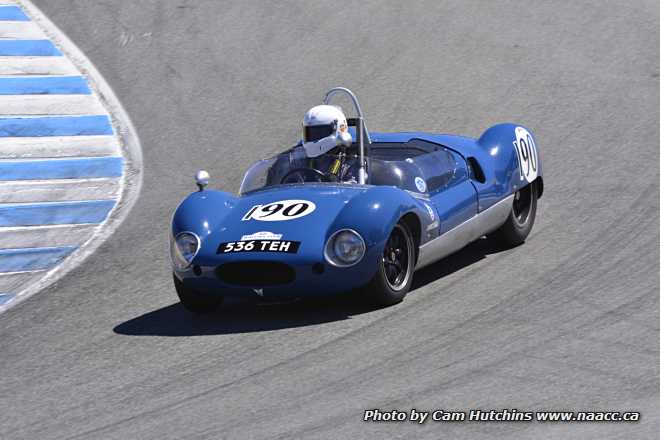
[323,87,370,184]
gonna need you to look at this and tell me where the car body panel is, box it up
[368,123,543,211]
[172,184,433,297]
[171,123,542,298]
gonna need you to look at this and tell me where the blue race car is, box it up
[170,87,543,313]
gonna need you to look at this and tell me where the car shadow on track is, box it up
[114,236,511,336]
[113,296,378,337]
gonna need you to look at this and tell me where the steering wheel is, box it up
[280,168,332,184]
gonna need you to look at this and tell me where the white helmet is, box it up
[302,105,348,158]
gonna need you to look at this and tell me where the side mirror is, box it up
[195,170,210,191]
[337,131,353,147]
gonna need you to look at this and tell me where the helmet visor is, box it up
[303,122,336,142]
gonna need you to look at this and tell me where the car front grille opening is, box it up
[215,261,295,286]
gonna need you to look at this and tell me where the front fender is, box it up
[330,186,431,259]
[171,189,237,238]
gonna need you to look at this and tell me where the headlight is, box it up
[170,231,200,270]
[324,229,366,267]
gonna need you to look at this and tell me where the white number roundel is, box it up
[513,126,538,183]
[242,199,316,222]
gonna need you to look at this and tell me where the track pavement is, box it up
[1,1,660,439]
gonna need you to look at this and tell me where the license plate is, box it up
[217,240,300,254]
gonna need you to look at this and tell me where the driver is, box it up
[276,105,361,183]
[266,105,364,184]
[301,104,360,181]
[301,104,348,160]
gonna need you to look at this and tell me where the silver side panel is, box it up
[415,195,514,269]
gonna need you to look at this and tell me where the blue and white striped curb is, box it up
[0,1,142,312]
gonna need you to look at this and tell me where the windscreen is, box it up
[239,157,278,194]
[239,149,363,195]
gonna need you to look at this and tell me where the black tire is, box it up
[172,273,223,314]
[492,182,538,246]
[365,221,415,306]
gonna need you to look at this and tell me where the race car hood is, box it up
[216,184,370,238]
[173,184,374,265]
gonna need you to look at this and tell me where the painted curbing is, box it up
[0,0,143,313]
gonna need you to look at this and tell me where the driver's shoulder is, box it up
[288,145,308,163]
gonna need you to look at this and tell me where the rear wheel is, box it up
[173,273,223,314]
[492,182,538,246]
[365,221,415,306]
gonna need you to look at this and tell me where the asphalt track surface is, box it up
[2,1,660,439]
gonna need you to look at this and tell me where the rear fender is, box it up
[466,123,543,209]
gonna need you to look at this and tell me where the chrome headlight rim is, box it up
[170,231,201,271]
[323,228,366,268]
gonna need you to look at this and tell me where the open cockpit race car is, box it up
[170,87,543,313]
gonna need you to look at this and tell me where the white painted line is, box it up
[0,223,98,248]
[0,21,45,39]
[0,135,120,158]
[0,177,120,203]
[0,56,77,75]
[0,95,105,115]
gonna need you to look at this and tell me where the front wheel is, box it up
[173,273,223,314]
[365,221,415,306]
[492,182,538,246]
